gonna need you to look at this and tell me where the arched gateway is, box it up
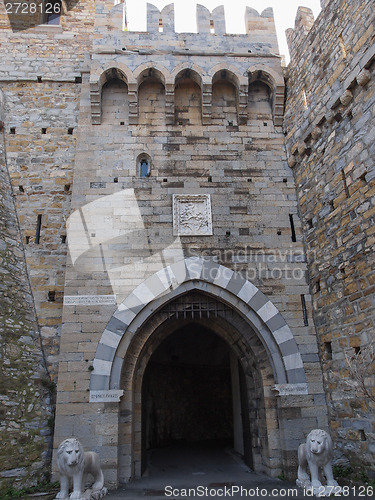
[90,258,312,482]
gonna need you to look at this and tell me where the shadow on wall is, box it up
[6,0,80,31]
[66,189,186,303]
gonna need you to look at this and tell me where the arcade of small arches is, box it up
[89,63,285,127]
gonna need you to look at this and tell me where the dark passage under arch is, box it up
[141,321,253,474]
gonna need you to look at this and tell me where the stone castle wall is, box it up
[0,93,52,492]
[52,2,327,487]
[0,0,95,383]
[1,0,374,492]
[284,0,375,472]
[0,2,95,491]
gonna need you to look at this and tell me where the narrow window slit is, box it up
[359,171,367,183]
[324,341,332,360]
[313,280,321,293]
[301,294,308,326]
[341,170,350,198]
[48,291,56,302]
[35,214,42,244]
[359,430,366,441]
[302,90,308,110]
[289,214,297,242]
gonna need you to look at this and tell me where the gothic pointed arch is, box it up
[90,257,307,395]
[133,62,170,88]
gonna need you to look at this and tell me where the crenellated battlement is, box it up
[285,7,316,60]
[96,2,279,53]
[144,3,275,36]
[147,3,175,33]
[196,5,226,35]
[90,2,284,127]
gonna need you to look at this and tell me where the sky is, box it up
[125,0,322,64]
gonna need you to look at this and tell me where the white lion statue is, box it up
[55,438,108,500]
[296,429,341,496]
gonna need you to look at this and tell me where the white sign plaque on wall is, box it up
[63,295,117,306]
[173,194,213,236]
[89,390,124,402]
[272,383,308,396]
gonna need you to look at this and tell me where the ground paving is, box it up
[104,443,306,499]
[30,443,373,500]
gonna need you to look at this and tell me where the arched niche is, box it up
[90,65,135,125]
[247,66,285,126]
[211,69,240,126]
[102,74,129,125]
[174,68,203,125]
[248,80,273,121]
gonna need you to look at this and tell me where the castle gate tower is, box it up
[54,2,328,486]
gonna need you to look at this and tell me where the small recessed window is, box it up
[137,154,151,178]
[324,341,332,360]
[46,0,62,25]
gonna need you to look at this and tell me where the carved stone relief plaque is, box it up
[173,194,213,236]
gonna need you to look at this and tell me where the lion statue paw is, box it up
[55,438,107,500]
[296,429,342,497]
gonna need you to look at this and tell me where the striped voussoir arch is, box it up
[89,257,308,398]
